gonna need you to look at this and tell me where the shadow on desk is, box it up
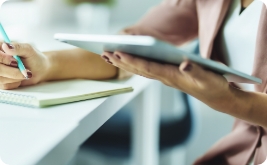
[75,92,195,165]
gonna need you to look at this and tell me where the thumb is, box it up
[2,43,33,58]
[179,61,209,83]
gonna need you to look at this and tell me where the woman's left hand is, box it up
[101,51,234,110]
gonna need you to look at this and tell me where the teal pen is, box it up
[0,23,28,79]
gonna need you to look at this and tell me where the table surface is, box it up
[0,75,154,165]
[0,26,156,165]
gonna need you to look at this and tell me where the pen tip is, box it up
[21,70,28,79]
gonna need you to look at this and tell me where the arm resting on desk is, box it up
[0,43,132,90]
[43,48,132,82]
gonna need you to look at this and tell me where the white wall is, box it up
[0,0,162,28]
[109,0,162,26]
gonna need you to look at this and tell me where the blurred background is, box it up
[0,0,235,164]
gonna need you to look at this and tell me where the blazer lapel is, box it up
[198,0,231,59]
[252,5,267,93]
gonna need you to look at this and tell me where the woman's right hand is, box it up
[0,42,51,90]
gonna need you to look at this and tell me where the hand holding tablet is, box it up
[54,33,262,84]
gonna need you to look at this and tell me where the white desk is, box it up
[0,76,161,165]
[0,25,171,165]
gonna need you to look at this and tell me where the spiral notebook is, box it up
[0,79,133,108]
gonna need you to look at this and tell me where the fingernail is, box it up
[27,71,33,79]
[10,60,18,67]
[6,43,14,50]
[115,54,121,59]
[101,55,110,61]
[183,64,192,72]
[106,60,113,65]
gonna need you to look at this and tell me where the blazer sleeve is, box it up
[122,0,198,46]
[117,0,198,79]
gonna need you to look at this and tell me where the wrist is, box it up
[206,85,251,116]
[41,51,58,82]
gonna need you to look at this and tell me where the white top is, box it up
[219,1,263,164]
[219,0,262,91]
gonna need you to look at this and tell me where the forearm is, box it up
[208,86,267,128]
[42,48,118,81]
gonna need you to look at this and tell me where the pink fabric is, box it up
[123,0,198,46]
[123,0,267,164]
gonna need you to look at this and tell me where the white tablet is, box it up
[54,33,262,84]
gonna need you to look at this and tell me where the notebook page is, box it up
[0,79,132,101]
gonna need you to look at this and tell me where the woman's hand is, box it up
[101,51,235,111]
[0,42,50,89]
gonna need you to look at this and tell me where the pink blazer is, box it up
[123,0,267,164]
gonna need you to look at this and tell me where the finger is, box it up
[0,63,26,79]
[120,27,139,35]
[179,61,223,85]
[116,51,182,80]
[0,82,21,90]
[101,52,114,65]
[102,52,145,78]
[0,50,18,67]
[102,51,154,78]
[179,61,206,81]
[0,76,22,84]
[0,41,4,51]
[2,42,34,58]
[229,82,241,89]
[106,51,178,81]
